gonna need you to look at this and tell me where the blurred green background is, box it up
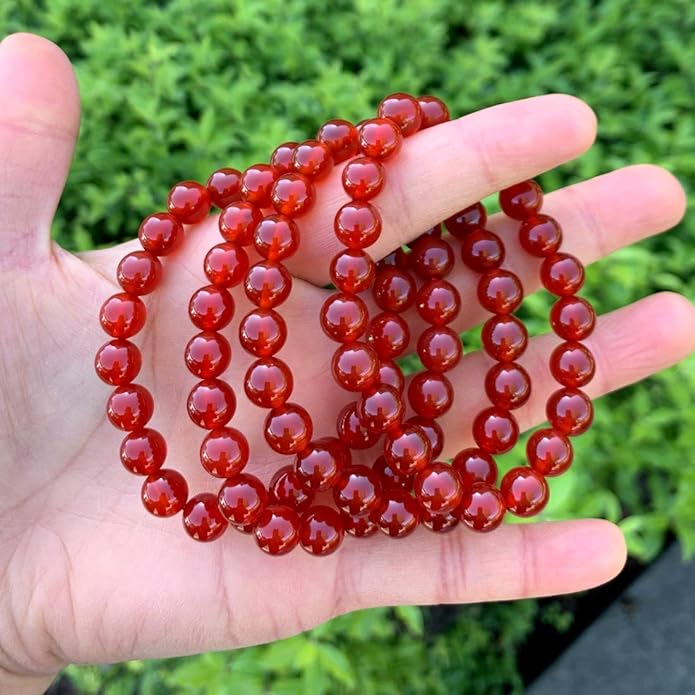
[3,0,694,692]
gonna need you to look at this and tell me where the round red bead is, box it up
[481,315,528,362]
[138,213,183,256]
[185,332,231,379]
[527,428,573,476]
[95,339,141,386]
[240,164,276,206]
[383,423,432,476]
[358,385,404,433]
[444,203,487,238]
[452,448,498,488]
[373,268,416,313]
[478,270,523,314]
[416,280,461,326]
[167,180,211,224]
[253,215,299,261]
[218,202,262,245]
[550,342,595,387]
[117,251,162,295]
[244,261,292,308]
[336,402,380,449]
[501,467,549,517]
[141,469,188,517]
[417,326,462,373]
[408,371,454,418]
[187,379,236,429]
[204,243,249,287]
[107,384,154,431]
[377,93,423,136]
[292,140,333,179]
[296,436,349,491]
[332,342,380,392]
[550,297,596,340]
[473,407,519,454]
[458,484,506,532]
[372,455,414,492]
[421,509,459,533]
[499,180,544,220]
[238,309,287,357]
[358,118,403,159]
[541,253,585,296]
[321,293,368,343]
[330,250,375,293]
[100,293,146,338]
[299,506,344,556]
[546,388,594,436]
[417,95,450,128]
[366,312,410,359]
[378,490,420,538]
[188,286,234,330]
[206,167,242,208]
[342,511,380,537]
[183,493,228,542]
[333,465,382,516]
[200,427,249,478]
[270,142,298,175]
[334,202,382,249]
[120,428,167,475]
[218,473,268,526]
[254,505,300,555]
[519,214,563,257]
[270,174,315,218]
[269,465,314,512]
[264,403,313,455]
[342,157,385,200]
[410,236,455,279]
[316,119,359,163]
[379,359,406,393]
[460,229,505,273]
[414,462,463,514]
[484,362,531,409]
[406,416,444,459]
[244,358,293,409]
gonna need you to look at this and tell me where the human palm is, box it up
[1,34,694,694]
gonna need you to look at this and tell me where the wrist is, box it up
[0,667,56,695]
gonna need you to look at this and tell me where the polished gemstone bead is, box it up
[117,251,162,296]
[188,285,234,330]
[206,167,242,208]
[383,423,431,475]
[417,326,462,373]
[416,280,461,326]
[541,253,585,296]
[367,312,410,359]
[296,436,349,491]
[321,293,368,342]
[218,473,268,526]
[316,119,359,163]
[270,465,314,512]
[187,379,236,429]
[254,505,300,555]
[499,180,543,220]
[460,229,505,273]
[372,455,414,492]
[120,428,166,475]
[333,465,382,516]
[478,270,523,314]
[410,236,455,279]
[95,339,141,386]
[358,118,403,159]
[342,157,385,200]
[167,180,211,224]
[550,342,595,387]
[332,342,380,392]
[183,493,228,542]
[550,297,596,341]
[330,250,375,294]
[379,359,406,393]
[218,202,263,245]
[185,331,231,379]
[378,490,420,538]
[473,407,519,454]
[138,212,183,256]
[300,506,344,556]
[253,215,300,261]
[342,510,380,537]
[546,388,593,436]
[519,214,562,257]
[100,293,146,338]
[200,427,249,478]
[418,95,450,128]
[377,93,423,136]
[358,385,404,433]
[501,467,549,517]
[292,140,333,179]
[238,309,287,357]
[458,483,505,532]
[527,428,573,476]
[270,174,315,218]
[240,163,276,206]
[244,357,293,408]
[270,142,298,175]
[265,403,313,454]
[414,462,463,514]
[452,448,498,487]
[422,508,459,532]
[408,371,454,418]
[484,362,531,409]
[107,384,154,431]
[336,402,380,449]
[244,261,292,309]
[378,247,410,270]
[481,315,528,362]
[204,243,249,287]
[334,202,382,249]
[444,203,487,238]
[406,416,444,459]
[141,469,188,517]
[373,268,416,312]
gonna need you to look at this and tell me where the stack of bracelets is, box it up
[95,93,596,556]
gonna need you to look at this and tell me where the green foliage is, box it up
[3,0,694,692]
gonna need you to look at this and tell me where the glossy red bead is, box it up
[373,268,416,313]
[501,467,549,517]
[519,214,563,257]
[444,203,487,238]
[383,423,432,475]
[296,436,349,491]
[244,261,292,308]
[218,202,262,245]
[485,362,531,409]
[358,118,403,159]
[473,407,519,454]
[95,339,141,386]
[546,388,594,436]
[100,293,146,338]
[253,215,300,261]
[342,511,380,537]
[270,142,298,175]
[333,464,382,516]
[367,312,410,359]
[240,163,276,206]
[379,359,406,393]
[316,119,359,163]
[183,493,228,542]
[527,428,573,476]
[270,174,315,218]
[372,455,414,492]
[206,167,242,208]
[481,315,528,362]
[378,490,420,538]
[410,236,455,279]
[218,473,268,526]
[460,229,505,273]
[188,285,234,330]
[264,403,313,454]
[378,247,410,270]
[342,157,385,200]
[452,448,498,488]
[458,484,506,532]
[299,506,344,556]
[478,271,523,314]
[541,253,585,296]
[120,428,167,475]
[334,202,382,249]
[187,379,236,429]
[406,416,444,459]
[117,251,162,295]
[336,402,380,449]
[269,465,314,512]
[184,332,231,379]
[321,293,368,343]
[414,462,463,514]
[141,469,188,517]
[332,342,380,392]
[200,427,249,478]
[358,385,404,433]
[550,297,596,340]
[408,371,454,418]
[238,309,287,357]
[204,243,249,287]
[138,212,183,256]
[167,180,211,224]
[417,326,462,373]
[550,342,595,387]
[244,358,293,408]
[418,95,450,128]
[330,250,375,293]
[377,93,422,136]
[421,509,459,533]
[499,180,544,220]
[254,505,300,555]
[107,384,154,431]
[292,140,333,179]
[416,280,461,326]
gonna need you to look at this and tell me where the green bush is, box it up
[3,0,693,692]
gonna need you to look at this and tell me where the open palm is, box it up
[1,34,694,694]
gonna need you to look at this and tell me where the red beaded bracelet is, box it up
[95,93,596,556]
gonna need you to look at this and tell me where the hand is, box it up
[1,33,693,694]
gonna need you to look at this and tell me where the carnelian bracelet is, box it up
[95,94,596,556]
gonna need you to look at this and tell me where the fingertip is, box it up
[547,93,598,153]
[629,164,688,229]
[578,519,628,587]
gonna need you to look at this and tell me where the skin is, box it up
[0,32,694,694]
